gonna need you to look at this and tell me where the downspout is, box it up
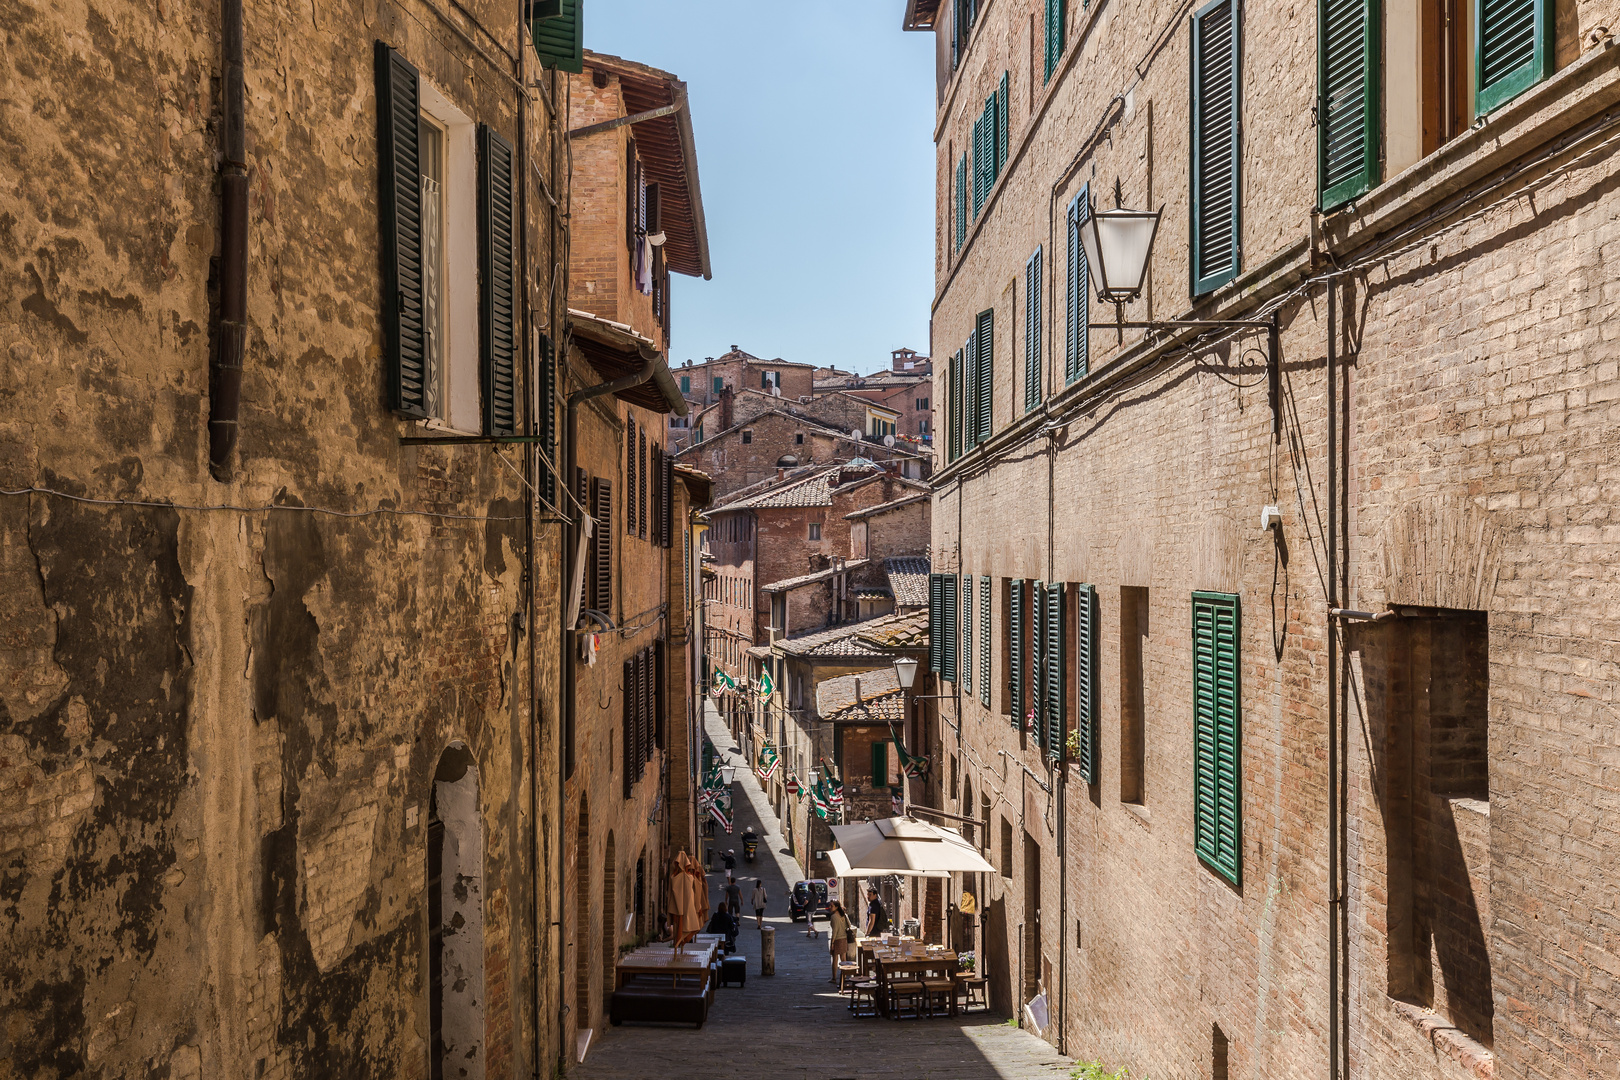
[208,0,247,481]
[554,69,572,1075]
[1326,281,1342,1080]
[1047,426,1066,1056]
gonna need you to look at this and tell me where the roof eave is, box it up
[672,92,713,281]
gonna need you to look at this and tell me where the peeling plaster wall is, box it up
[0,0,565,1077]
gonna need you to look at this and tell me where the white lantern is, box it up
[1078,201,1162,305]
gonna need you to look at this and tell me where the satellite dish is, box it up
[850,428,863,440]
[883,434,896,447]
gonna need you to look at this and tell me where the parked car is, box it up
[789,879,829,922]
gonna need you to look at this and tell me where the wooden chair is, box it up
[848,979,880,1017]
[920,976,956,1017]
[887,979,926,1019]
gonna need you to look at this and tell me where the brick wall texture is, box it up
[926,0,1620,1078]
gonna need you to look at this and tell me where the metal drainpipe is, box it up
[1048,426,1067,1055]
[1326,281,1342,1080]
[554,70,571,1076]
[208,0,247,481]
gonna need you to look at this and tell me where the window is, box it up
[761,370,780,389]
[966,309,994,448]
[712,376,723,393]
[1010,579,1028,730]
[795,432,804,445]
[621,645,657,797]
[962,574,974,696]
[927,573,959,680]
[1024,247,1043,413]
[680,374,691,394]
[999,815,1013,879]
[918,419,929,434]
[1073,584,1100,775]
[377,45,516,436]
[954,154,969,248]
[1065,185,1090,385]
[1213,1025,1230,1080]
[1319,0,1378,208]
[972,76,1010,218]
[948,348,964,462]
[808,522,821,541]
[1120,587,1148,804]
[1033,582,1067,760]
[979,577,992,708]
[1190,0,1243,296]
[1192,591,1241,885]
[626,419,638,537]
[530,0,583,72]
[916,397,930,410]
[742,429,753,444]
[1044,0,1066,83]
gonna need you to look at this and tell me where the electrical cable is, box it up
[0,485,525,521]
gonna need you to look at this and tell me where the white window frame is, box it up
[417,80,480,435]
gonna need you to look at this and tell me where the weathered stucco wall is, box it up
[0,0,566,1076]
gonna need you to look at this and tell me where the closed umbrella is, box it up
[828,816,998,876]
[668,850,708,948]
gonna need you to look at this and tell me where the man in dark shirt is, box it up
[724,877,742,916]
[864,886,889,937]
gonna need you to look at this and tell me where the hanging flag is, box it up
[759,669,776,696]
[713,667,737,690]
[886,721,931,779]
[708,799,733,833]
[809,777,829,820]
[756,743,780,780]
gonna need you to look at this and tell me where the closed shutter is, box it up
[529,0,583,73]
[1065,187,1089,385]
[1025,247,1043,413]
[539,334,557,505]
[478,125,518,436]
[638,428,648,539]
[997,72,1009,175]
[659,446,674,548]
[1010,579,1025,729]
[941,575,959,682]
[625,420,637,535]
[972,115,987,218]
[962,574,974,695]
[1045,582,1067,762]
[622,657,635,798]
[1319,0,1378,209]
[872,741,888,786]
[949,348,964,461]
[929,574,944,672]
[1045,0,1066,83]
[963,331,978,449]
[1476,0,1549,114]
[979,577,992,708]
[375,43,429,419]
[576,467,590,611]
[1032,582,1048,751]
[975,309,994,446]
[955,154,968,249]
[1193,591,1242,886]
[654,641,667,748]
[641,646,654,775]
[1191,0,1242,296]
[593,478,613,615]
[1073,584,1098,778]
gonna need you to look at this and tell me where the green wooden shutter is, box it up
[1033,582,1048,751]
[955,154,969,249]
[949,349,964,460]
[1065,186,1090,384]
[997,72,1009,176]
[539,333,557,505]
[1025,247,1043,413]
[963,330,978,449]
[1045,582,1067,761]
[1319,0,1378,210]
[1073,584,1098,778]
[1010,580,1025,729]
[979,576,992,708]
[975,309,994,446]
[375,42,429,419]
[1476,0,1549,115]
[478,125,518,437]
[929,574,944,672]
[1045,0,1066,82]
[972,116,987,219]
[1191,0,1242,296]
[941,575,959,681]
[872,741,888,786]
[962,574,974,695]
[530,0,583,73]
[1193,591,1242,886]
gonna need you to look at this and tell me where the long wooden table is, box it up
[614,941,717,989]
[870,950,961,1017]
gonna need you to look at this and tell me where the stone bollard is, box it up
[761,925,776,976]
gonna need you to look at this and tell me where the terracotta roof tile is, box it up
[883,557,931,608]
[816,668,905,722]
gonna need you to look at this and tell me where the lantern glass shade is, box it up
[721,765,737,784]
[1079,203,1162,304]
[893,655,919,689]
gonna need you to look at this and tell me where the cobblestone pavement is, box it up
[573,705,1074,1080]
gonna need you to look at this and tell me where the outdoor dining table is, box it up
[855,935,917,977]
[870,949,961,1017]
[614,940,718,989]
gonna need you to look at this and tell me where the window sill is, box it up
[1391,1000,1495,1079]
[1322,37,1620,258]
[1120,801,1151,828]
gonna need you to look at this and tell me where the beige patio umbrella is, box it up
[828,816,997,877]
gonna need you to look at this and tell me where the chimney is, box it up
[777,467,785,481]
[720,385,734,430]
[853,676,862,703]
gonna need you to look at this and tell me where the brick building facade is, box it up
[907,0,1620,1076]
[0,2,584,1077]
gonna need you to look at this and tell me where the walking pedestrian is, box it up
[827,900,853,983]
[750,879,768,928]
[724,876,742,917]
[864,885,889,937]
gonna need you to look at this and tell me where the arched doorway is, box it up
[575,797,590,1030]
[601,832,616,1007]
[429,744,484,1080]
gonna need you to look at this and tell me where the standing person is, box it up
[826,900,853,983]
[864,885,889,937]
[750,879,768,928]
[724,876,742,917]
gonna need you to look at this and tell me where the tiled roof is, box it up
[816,668,905,723]
[844,493,931,521]
[715,460,901,511]
[762,558,871,594]
[774,610,927,659]
[852,589,891,601]
[745,644,773,660]
[853,608,929,649]
[884,557,931,607]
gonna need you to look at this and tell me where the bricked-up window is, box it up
[1384,609,1493,1043]
[1120,587,1149,804]
[1192,591,1241,886]
[1190,0,1243,296]
[1024,247,1043,413]
[1065,185,1090,385]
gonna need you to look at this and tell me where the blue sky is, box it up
[587,2,936,375]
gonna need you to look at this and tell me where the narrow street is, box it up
[574,704,1071,1080]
